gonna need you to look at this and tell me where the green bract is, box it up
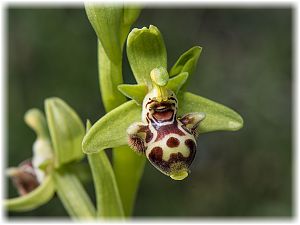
[85,5,122,63]
[86,120,124,218]
[83,25,243,155]
[53,167,96,219]
[85,4,141,64]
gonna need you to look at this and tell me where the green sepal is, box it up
[45,97,85,167]
[53,167,96,219]
[166,72,189,94]
[82,100,141,154]
[178,92,244,133]
[127,25,167,87]
[118,84,148,105]
[24,108,50,139]
[4,176,55,211]
[169,46,202,78]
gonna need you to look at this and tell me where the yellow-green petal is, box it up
[118,84,148,105]
[166,72,189,94]
[169,46,202,77]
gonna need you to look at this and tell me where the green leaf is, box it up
[169,46,202,77]
[127,25,167,86]
[85,4,123,63]
[24,108,49,139]
[166,72,189,94]
[45,97,85,167]
[85,120,124,218]
[53,167,96,219]
[118,84,148,105]
[4,176,55,211]
[113,146,145,216]
[82,100,141,154]
[178,92,243,133]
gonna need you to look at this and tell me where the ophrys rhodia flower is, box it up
[82,25,243,180]
[127,67,205,180]
[5,98,95,216]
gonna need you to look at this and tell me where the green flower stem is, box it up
[53,167,96,220]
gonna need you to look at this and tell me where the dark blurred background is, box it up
[7,6,292,218]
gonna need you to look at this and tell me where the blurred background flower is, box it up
[7,7,292,217]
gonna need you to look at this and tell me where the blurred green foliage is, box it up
[7,7,292,217]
